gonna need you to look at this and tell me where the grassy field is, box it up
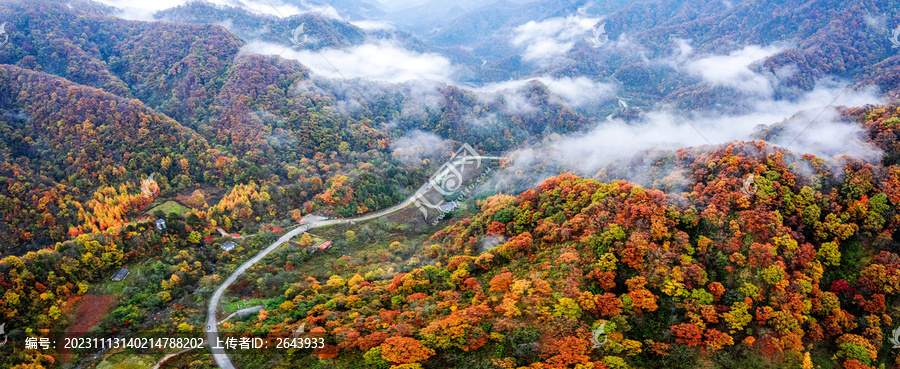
[223,297,268,313]
[145,200,191,216]
[91,262,150,295]
[95,350,160,369]
[291,233,326,246]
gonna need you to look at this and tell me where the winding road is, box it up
[205,155,501,368]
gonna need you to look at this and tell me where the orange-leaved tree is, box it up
[380,336,435,365]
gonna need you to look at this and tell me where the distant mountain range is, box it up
[153,0,900,102]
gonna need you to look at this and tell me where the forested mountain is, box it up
[1,0,900,368]
[0,0,594,252]
[218,105,900,369]
[0,64,229,249]
[154,2,367,52]
[551,0,900,108]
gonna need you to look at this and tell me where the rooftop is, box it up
[110,268,130,281]
[317,240,333,250]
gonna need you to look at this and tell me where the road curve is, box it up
[205,156,500,368]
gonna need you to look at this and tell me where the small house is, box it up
[111,268,130,282]
[439,202,459,212]
[316,240,333,251]
[288,241,303,248]
[221,241,236,251]
[155,219,167,231]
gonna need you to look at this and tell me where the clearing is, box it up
[60,294,116,363]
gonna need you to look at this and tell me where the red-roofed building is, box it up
[317,240,333,251]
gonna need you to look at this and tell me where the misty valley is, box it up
[1,0,900,368]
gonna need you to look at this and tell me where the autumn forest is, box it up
[2,0,900,369]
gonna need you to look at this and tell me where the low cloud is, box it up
[94,0,190,20]
[498,79,884,190]
[243,40,458,84]
[511,14,603,63]
[685,44,789,98]
[472,76,615,114]
[538,76,616,107]
[864,12,887,29]
[295,76,388,115]
[94,0,333,21]
[351,20,396,31]
[390,130,451,167]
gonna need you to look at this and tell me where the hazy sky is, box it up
[94,0,314,20]
[94,0,432,19]
[372,0,428,10]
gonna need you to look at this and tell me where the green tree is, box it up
[552,297,582,319]
[364,347,390,369]
[178,322,194,333]
[299,233,313,247]
[187,231,202,244]
[818,242,841,266]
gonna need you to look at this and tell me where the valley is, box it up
[1,0,900,369]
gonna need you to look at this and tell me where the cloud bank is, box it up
[243,40,458,84]
[685,44,789,98]
[473,76,616,112]
[390,130,451,167]
[511,14,603,63]
[499,80,884,191]
[94,0,333,21]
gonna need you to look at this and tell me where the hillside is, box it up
[0,64,229,250]
[0,0,598,251]
[232,105,900,368]
[1,0,900,368]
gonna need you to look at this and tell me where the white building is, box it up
[221,241,236,251]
